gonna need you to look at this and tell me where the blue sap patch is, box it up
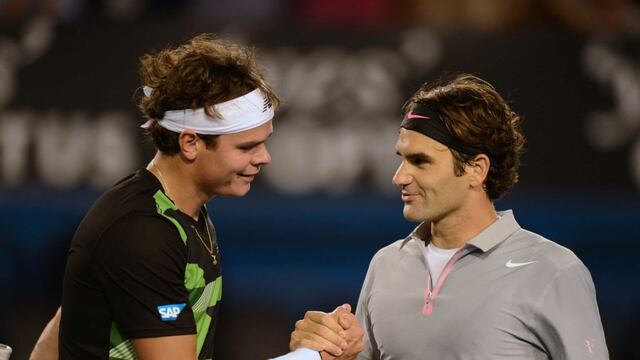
[157,303,186,321]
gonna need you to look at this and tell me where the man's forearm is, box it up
[30,307,61,360]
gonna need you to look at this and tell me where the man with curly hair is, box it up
[57,34,277,360]
[290,74,609,359]
[30,34,362,360]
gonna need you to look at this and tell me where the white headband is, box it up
[140,88,274,135]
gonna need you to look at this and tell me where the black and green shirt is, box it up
[60,169,222,359]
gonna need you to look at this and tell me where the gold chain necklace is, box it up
[191,212,218,265]
[151,160,218,266]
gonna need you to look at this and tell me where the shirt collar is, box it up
[405,210,521,253]
[466,210,521,252]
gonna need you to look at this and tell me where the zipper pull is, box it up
[422,292,434,316]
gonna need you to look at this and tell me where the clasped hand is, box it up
[289,304,364,360]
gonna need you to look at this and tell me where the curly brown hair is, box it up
[137,34,280,154]
[402,74,525,200]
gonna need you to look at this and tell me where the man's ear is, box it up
[467,154,490,189]
[178,130,200,161]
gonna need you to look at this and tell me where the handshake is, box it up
[289,304,365,360]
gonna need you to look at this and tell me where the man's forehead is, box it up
[221,120,273,141]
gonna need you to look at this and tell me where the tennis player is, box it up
[290,74,609,359]
[30,33,359,360]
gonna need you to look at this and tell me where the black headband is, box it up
[400,103,484,156]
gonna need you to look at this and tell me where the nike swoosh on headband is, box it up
[406,111,431,120]
[401,105,483,155]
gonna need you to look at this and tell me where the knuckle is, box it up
[305,321,320,334]
[320,315,333,326]
[304,311,315,319]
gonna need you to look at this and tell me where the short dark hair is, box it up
[403,74,525,200]
[137,33,280,154]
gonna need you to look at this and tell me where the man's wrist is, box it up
[271,347,322,360]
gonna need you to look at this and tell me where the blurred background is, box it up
[1,0,640,358]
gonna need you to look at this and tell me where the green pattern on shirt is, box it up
[109,323,135,360]
[185,264,222,355]
[107,190,221,359]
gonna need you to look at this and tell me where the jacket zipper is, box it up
[422,248,469,317]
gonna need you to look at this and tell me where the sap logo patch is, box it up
[157,303,186,321]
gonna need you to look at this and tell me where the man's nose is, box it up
[392,162,411,187]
